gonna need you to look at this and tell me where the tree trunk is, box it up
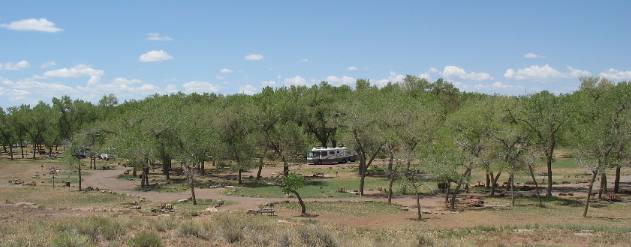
[291,190,307,216]
[9,145,13,160]
[78,161,82,191]
[282,157,289,176]
[387,151,394,176]
[583,170,599,217]
[162,157,171,180]
[598,173,607,200]
[527,164,543,207]
[32,145,36,159]
[416,191,422,220]
[48,146,53,158]
[20,142,24,158]
[445,181,451,204]
[490,171,501,196]
[545,151,554,198]
[387,172,395,204]
[450,168,471,210]
[238,169,242,185]
[256,157,264,181]
[614,166,621,193]
[510,172,515,207]
[132,166,137,177]
[485,172,490,188]
[199,161,205,175]
[188,165,197,205]
[358,156,367,196]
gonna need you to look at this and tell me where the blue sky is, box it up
[1,1,630,107]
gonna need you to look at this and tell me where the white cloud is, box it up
[244,53,264,61]
[165,84,178,94]
[261,80,276,87]
[182,81,218,94]
[283,76,307,86]
[40,61,56,69]
[476,81,512,89]
[347,66,359,71]
[42,64,104,85]
[239,84,258,95]
[219,68,233,74]
[442,66,492,81]
[1,18,63,32]
[146,33,173,41]
[139,50,173,63]
[376,72,406,86]
[524,52,544,59]
[504,64,591,81]
[301,58,309,63]
[325,75,356,86]
[599,68,631,81]
[567,66,592,78]
[0,60,31,71]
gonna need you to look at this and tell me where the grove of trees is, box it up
[0,76,629,217]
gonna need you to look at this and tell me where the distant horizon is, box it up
[2,1,630,106]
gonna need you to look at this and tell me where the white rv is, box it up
[307,147,357,165]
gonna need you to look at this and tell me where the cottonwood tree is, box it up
[216,98,257,184]
[280,172,307,216]
[0,108,16,160]
[254,87,307,176]
[444,98,496,206]
[510,91,569,198]
[174,105,217,205]
[572,78,630,217]
[343,82,385,196]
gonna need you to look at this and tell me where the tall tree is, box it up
[510,91,568,198]
[572,78,630,217]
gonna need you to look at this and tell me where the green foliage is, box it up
[128,231,162,247]
[280,172,305,194]
[53,231,92,247]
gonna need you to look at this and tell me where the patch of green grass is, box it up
[283,201,405,216]
[225,177,396,198]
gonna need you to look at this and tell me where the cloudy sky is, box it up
[1,1,630,107]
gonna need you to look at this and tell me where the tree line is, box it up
[0,75,629,216]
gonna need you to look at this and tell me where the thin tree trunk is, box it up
[490,171,501,196]
[21,142,24,158]
[132,165,137,177]
[545,151,554,198]
[9,145,13,160]
[387,171,395,204]
[598,173,607,200]
[282,157,289,176]
[78,161,82,191]
[291,190,306,216]
[238,169,242,185]
[199,161,205,175]
[450,168,471,210]
[485,172,490,188]
[527,164,543,207]
[359,157,367,196]
[510,172,515,207]
[48,146,53,158]
[162,157,171,180]
[256,157,264,181]
[387,151,394,176]
[32,144,36,159]
[416,191,422,220]
[583,170,599,217]
[614,166,621,193]
[188,165,197,205]
[445,181,451,204]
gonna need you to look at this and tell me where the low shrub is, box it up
[128,231,162,247]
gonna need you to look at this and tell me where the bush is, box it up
[297,226,338,247]
[53,231,91,247]
[128,231,162,247]
[178,221,202,238]
[152,218,176,232]
[216,214,244,243]
[76,216,123,241]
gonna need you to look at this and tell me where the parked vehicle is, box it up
[307,147,357,165]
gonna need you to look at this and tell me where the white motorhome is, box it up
[307,147,357,165]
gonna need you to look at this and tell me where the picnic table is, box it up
[247,207,276,216]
